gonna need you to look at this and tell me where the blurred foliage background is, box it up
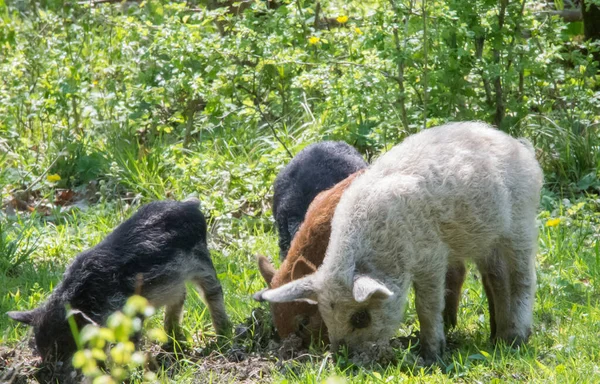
[1,0,599,211]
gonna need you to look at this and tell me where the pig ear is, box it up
[66,309,99,327]
[352,275,393,303]
[291,256,317,280]
[7,310,37,325]
[253,275,319,305]
[257,254,276,286]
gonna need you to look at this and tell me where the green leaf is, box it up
[565,22,584,37]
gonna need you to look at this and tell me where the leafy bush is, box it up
[1,0,598,204]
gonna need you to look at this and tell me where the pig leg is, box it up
[477,247,511,342]
[277,218,292,260]
[413,265,447,364]
[190,248,231,337]
[164,288,186,340]
[481,274,497,339]
[443,261,466,329]
[498,236,536,346]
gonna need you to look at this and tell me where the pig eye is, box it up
[350,309,370,329]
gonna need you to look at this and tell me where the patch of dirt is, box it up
[349,341,396,366]
[1,308,426,382]
[185,308,322,382]
[347,336,419,367]
[192,351,273,383]
[0,344,82,384]
[1,344,37,384]
[230,308,312,362]
[232,307,277,352]
[149,343,274,383]
[272,333,304,360]
[0,308,318,383]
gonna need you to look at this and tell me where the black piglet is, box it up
[8,199,230,362]
[273,141,367,260]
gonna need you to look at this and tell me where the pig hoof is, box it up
[419,342,444,365]
[162,339,188,353]
[495,329,531,348]
[419,351,442,366]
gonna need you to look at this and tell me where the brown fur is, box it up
[258,171,365,345]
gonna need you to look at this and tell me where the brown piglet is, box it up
[257,171,365,345]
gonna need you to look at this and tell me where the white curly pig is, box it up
[255,122,543,364]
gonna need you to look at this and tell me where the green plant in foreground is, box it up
[72,295,168,383]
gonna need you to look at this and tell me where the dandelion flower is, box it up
[336,15,349,24]
[546,218,561,227]
[308,36,320,45]
[354,27,363,35]
[47,174,61,182]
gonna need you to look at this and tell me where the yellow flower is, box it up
[336,15,349,24]
[354,27,363,35]
[47,174,61,182]
[308,36,320,45]
[546,218,561,227]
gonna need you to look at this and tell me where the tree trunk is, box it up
[582,0,600,42]
[493,0,508,128]
[582,0,600,66]
[581,0,600,67]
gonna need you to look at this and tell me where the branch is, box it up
[78,0,138,5]
[255,106,294,159]
[493,0,508,127]
[537,9,583,22]
[314,1,321,30]
[183,97,206,148]
[475,36,493,107]
[388,0,411,131]
[235,82,293,159]
[314,17,355,30]
[275,59,397,81]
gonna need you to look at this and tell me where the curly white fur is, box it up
[258,122,543,363]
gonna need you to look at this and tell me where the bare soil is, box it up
[0,344,82,384]
[1,308,441,383]
[0,308,314,383]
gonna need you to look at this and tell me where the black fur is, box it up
[273,141,367,260]
[7,200,230,362]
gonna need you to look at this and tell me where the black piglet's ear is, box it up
[67,309,99,328]
[7,310,36,325]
